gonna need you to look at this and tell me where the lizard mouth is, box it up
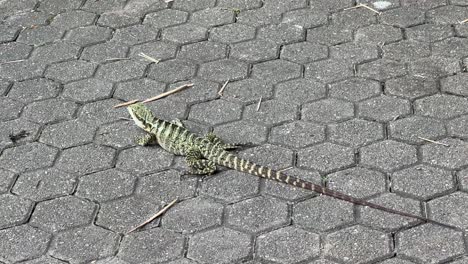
[127,106,146,129]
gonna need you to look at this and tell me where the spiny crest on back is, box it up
[127,102,155,129]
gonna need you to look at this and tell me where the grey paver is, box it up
[217,0,262,10]
[0,225,51,263]
[310,0,353,11]
[179,41,227,62]
[49,10,97,30]
[358,95,410,122]
[270,121,325,148]
[383,40,431,62]
[114,78,165,101]
[172,0,216,11]
[39,119,97,149]
[297,143,354,173]
[163,197,223,234]
[331,8,377,29]
[200,170,259,202]
[388,116,446,144]
[358,59,407,81]
[187,227,251,264]
[329,77,381,102]
[415,94,468,119]
[329,119,384,147]
[330,42,379,63]
[30,196,96,232]
[112,24,159,45]
[0,118,40,146]
[282,8,327,28]
[65,26,113,47]
[22,98,77,124]
[13,168,76,202]
[427,5,468,24]
[258,23,305,45]
[8,78,60,103]
[381,7,425,27]
[281,42,328,64]
[96,60,147,82]
[448,115,468,139]
[305,59,354,83]
[252,59,302,84]
[77,99,128,125]
[76,169,136,202]
[432,37,468,59]
[162,23,208,44]
[307,25,353,46]
[398,225,465,263]
[213,120,268,145]
[116,146,173,174]
[385,76,437,99]
[441,73,468,96]
[0,169,16,194]
[191,8,235,27]
[95,121,140,149]
[275,78,326,105]
[239,144,294,169]
[144,9,188,28]
[0,42,32,62]
[294,196,354,231]
[325,225,391,263]
[56,143,115,174]
[230,39,279,63]
[392,165,454,199]
[50,225,120,263]
[422,138,468,169]
[198,59,248,82]
[98,12,141,28]
[409,56,460,78]
[189,99,242,125]
[430,192,468,228]
[326,167,386,199]
[17,26,64,46]
[0,97,24,121]
[81,41,129,63]
[302,98,354,124]
[0,60,45,81]
[360,140,417,172]
[130,41,177,62]
[222,78,274,104]
[19,256,68,264]
[236,8,282,27]
[118,228,184,263]
[0,142,57,173]
[63,78,113,103]
[227,196,288,233]
[209,23,256,43]
[45,60,97,83]
[406,24,453,42]
[0,194,33,229]
[355,24,403,44]
[257,226,320,263]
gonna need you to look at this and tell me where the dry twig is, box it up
[142,83,193,103]
[417,137,450,147]
[256,97,262,111]
[344,3,381,15]
[138,52,160,63]
[113,99,140,108]
[127,198,178,233]
[459,18,468,24]
[218,80,229,96]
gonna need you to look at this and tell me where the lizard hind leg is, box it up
[204,132,238,150]
[136,133,157,146]
[185,148,217,175]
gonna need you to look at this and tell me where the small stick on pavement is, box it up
[344,3,381,15]
[127,198,178,233]
[142,83,193,103]
[256,97,262,111]
[138,52,160,63]
[218,80,229,96]
[113,99,140,108]
[459,18,468,24]
[417,137,450,147]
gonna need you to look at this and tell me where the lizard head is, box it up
[127,102,154,130]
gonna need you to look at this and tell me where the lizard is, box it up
[127,102,453,228]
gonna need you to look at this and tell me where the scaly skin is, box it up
[127,102,453,228]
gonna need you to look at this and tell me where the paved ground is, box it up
[1,0,468,263]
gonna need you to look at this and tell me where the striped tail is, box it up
[219,153,454,228]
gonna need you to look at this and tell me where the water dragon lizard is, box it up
[127,102,452,227]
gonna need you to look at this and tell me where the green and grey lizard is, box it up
[127,102,451,227]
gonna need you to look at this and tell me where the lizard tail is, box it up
[223,155,455,229]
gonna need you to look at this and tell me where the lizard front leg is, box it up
[185,148,217,175]
[171,118,185,127]
[205,132,238,150]
[136,133,157,146]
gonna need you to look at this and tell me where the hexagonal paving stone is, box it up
[305,59,354,83]
[189,99,242,125]
[330,42,378,64]
[50,225,120,263]
[307,24,353,46]
[39,119,97,149]
[294,196,354,231]
[385,76,437,99]
[0,194,33,229]
[409,56,460,79]
[393,165,453,200]
[97,11,141,28]
[136,169,197,204]
[114,78,166,101]
[251,59,302,84]
[76,169,136,202]
[96,60,147,82]
[324,225,391,263]
[209,23,256,44]
[429,192,468,229]
[238,144,294,169]
[226,196,288,233]
[275,78,326,105]
[302,98,354,124]
[263,168,321,201]
[361,140,417,172]
[435,38,468,59]
[427,5,468,25]
[422,138,468,170]
[441,73,468,97]
[49,10,97,30]
[45,60,96,83]
[389,116,446,144]
[358,95,410,122]
[65,26,113,46]
[7,78,60,103]
[17,26,64,46]
[0,97,24,121]
[381,7,425,27]
[230,39,279,63]
[12,168,76,202]
[213,120,268,145]
[19,256,68,264]
[0,142,58,173]
[297,143,354,173]
[0,225,51,263]
[130,41,177,62]
[0,169,16,194]
[328,78,381,102]
[257,226,320,263]
[257,23,304,45]
[143,9,188,28]
[460,169,468,192]
[282,8,327,28]
[162,197,223,233]
[236,8,282,27]
[96,196,163,233]
[269,121,325,148]
[187,227,251,264]
[81,41,128,62]
[222,78,273,104]
[355,24,402,44]
[358,59,406,81]
[331,8,376,29]
[326,167,386,199]
[398,225,464,263]
[119,228,184,263]
[199,59,249,82]
[147,59,196,83]
[30,196,96,232]
[77,99,128,126]
[281,42,328,64]
[56,144,115,175]
[244,99,297,126]
[329,119,383,148]
[191,7,235,27]
[178,41,227,62]
[383,40,430,62]
[116,146,173,174]
[111,24,159,45]
[448,115,468,139]
[162,24,208,44]
[200,170,259,202]
[406,24,453,42]
[168,79,220,103]
[22,98,77,124]
[0,60,45,82]
[0,118,40,147]
[217,0,262,10]
[360,193,424,230]
[62,78,113,102]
